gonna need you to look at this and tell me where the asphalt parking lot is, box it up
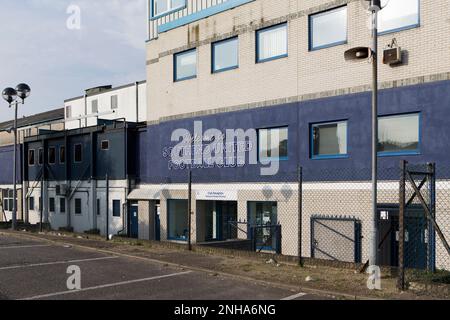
[0,233,331,300]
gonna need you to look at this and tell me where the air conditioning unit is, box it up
[383,47,402,65]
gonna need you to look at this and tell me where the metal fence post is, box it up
[398,160,407,290]
[298,165,303,266]
[188,168,192,251]
[428,162,436,272]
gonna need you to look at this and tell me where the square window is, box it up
[28,149,35,166]
[111,95,118,110]
[113,200,121,217]
[75,198,82,215]
[378,0,419,34]
[101,140,109,150]
[60,198,66,214]
[258,127,288,161]
[256,23,288,63]
[174,49,197,81]
[48,147,56,165]
[311,121,348,158]
[212,37,239,73]
[74,144,82,163]
[378,113,420,155]
[309,6,347,50]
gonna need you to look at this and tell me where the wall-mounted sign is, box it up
[196,190,238,201]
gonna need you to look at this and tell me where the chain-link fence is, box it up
[168,161,450,290]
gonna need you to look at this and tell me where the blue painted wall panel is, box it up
[0,144,21,184]
[137,80,450,183]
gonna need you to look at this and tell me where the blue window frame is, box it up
[212,37,239,73]
[151,0,186,19]
[378,112,421,156]
[258,127,288,161]
[311,120,348,159]
[256,23,288,63]
[378,0,420,35]
[174,48,197,82]
[309,6,347,51]
[168,199,188,241]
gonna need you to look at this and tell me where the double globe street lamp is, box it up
[2,83,31,230]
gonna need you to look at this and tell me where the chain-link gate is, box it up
[398,161,450,290]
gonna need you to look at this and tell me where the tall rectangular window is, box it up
[48,147,56,165]
[256,23,288,63]
[258,127,288,161]
[174,49,197,82]
[91,100,98,114]
[168,199,188,241]
[113,200,121,217]
[311,121,348,159]
[66,106,71,118]
[212,37,239,73]
[378,113,420,155]
[60,198,66,214]
[97,199,101,216]
[28,149,35,166]
[153,0,185,17]
[111,95,118,110]
[74,144,82,163]
[49,198,55,213]
[60,146,65,164]
[29,197,35,211]
[38,148,44,165]
[309,6,347,50]
[378,0,419,34]
[75,198,82,215]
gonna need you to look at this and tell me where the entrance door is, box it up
[155,204,161,241]
[129,205,139,239]
[377,206,428,269]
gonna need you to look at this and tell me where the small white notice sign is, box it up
[196,190,238,201]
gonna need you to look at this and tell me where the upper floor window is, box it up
[309,6,347,50]
[28,149,35,166]
[378,113,420,155]
[152,0,185,18]
[378,0,419,34]
[256,23,288,63]
[101,140,109,150]
[311,121,348,159]
[111,95,118,110]
[66,106,72,119]
[60,146,66,164]
[91,99,98,114]
[74,144,83,163]
[38,148,44,165]
[48,147,56,165]
[212,37,239,73]
[174,49,197,82]
[258,127,288,161]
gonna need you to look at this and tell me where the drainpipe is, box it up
[65,130,71,230]
[90,131,97,231]
[21,130,28,224]
[135,82,139,123]
[84,94,88,128]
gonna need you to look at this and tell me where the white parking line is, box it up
[0,244,52,250]
[0,256,119,271]
[21,270,193,300]
[281,292,307,300]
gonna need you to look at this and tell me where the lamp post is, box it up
[344,0,381,269]
[2,84,31,230]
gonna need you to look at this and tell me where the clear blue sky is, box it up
[0,0,147,122]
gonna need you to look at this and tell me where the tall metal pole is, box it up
[298,165,303,266]
[187,168,192,251]
[12,101,18,230]
[369,2,379,268]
